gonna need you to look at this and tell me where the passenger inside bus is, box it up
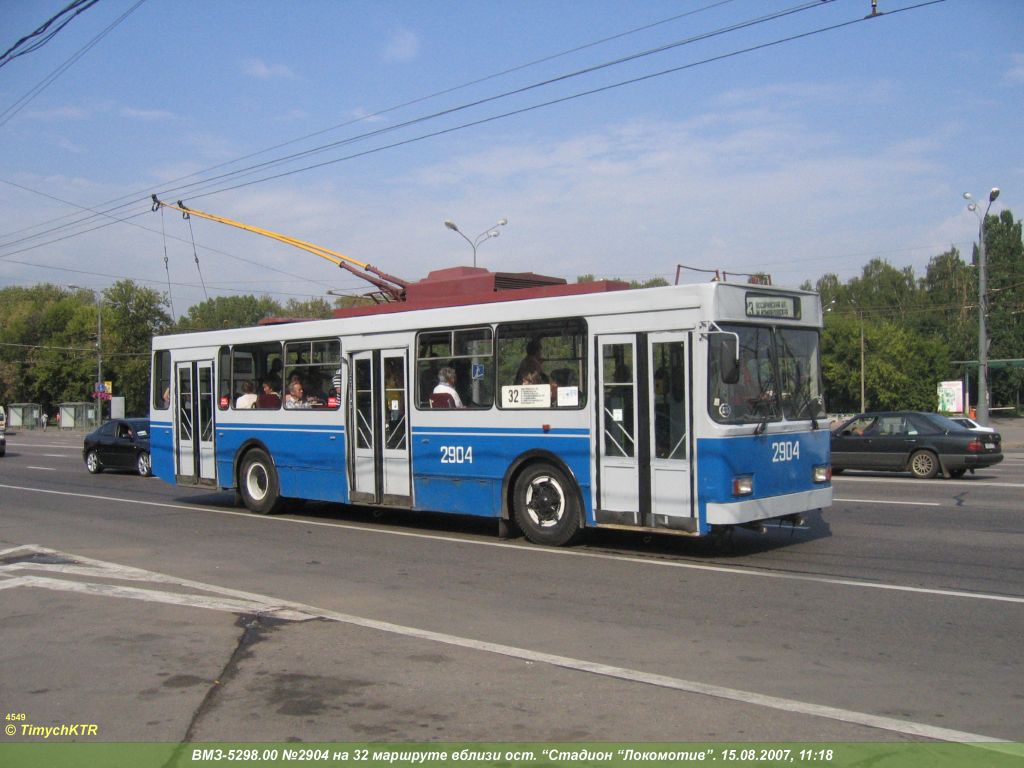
[515,339,547,384]
[235,381,257,409]
[257,379,281,409]
[284,380,323,409]
[430,367,463,408]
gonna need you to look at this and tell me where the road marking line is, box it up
[25,466,56,471]
[0,545,1006,745]
[833,497,940,506]
[3,483,1023,605]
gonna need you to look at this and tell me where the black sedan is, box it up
[83,418,152,476]
[831,411,1002,479]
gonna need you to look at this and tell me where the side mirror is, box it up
[712,333,739,384]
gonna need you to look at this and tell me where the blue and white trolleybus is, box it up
[150,267,831,546]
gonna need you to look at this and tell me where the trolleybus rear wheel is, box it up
[512,463,582,547]
[239,448,283,514]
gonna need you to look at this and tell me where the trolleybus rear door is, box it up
[174,360,216,485]
[350,349,411,506]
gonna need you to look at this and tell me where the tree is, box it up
[175,295,283,332]
[102,280,173,416]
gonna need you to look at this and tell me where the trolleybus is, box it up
[150,267,831,546]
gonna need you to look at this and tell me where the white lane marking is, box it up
[834,497,940,506]
[835,476,1024,489]
[0,545,1005,745]
[26,466,56,472]
[0,575,312,621]
[3,483,1023,605]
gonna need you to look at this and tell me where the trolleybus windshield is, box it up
[708,324,825,425]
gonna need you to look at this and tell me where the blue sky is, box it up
[1,0,1021,314]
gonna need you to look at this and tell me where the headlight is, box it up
[732,475,754,496]
[813,464,831,483]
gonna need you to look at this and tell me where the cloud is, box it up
[120,107,176,121]
[241,58,294,79]
[1005,53,1024,83]
[382,30,419,62]
[21,106,90,122]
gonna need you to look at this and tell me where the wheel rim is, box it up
[138,453,150,475]
[524,474,565,528]
[245,462,269,502]
[912,453,934,476]
[87,452,98,471]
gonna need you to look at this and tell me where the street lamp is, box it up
[69,285,103,426]
[963,187,1000,425]
[444,217,508,268]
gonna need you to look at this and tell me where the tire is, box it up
[948,468,967,479]
[136,451,152,477]
[908,450,939,479]
[238,448,283,515]
[85,449,103,474]
[512,462,582,546]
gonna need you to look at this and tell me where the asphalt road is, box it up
[1,428,1022,745]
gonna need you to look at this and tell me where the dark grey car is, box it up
[83,418,152,476]
[831,411,1002,479]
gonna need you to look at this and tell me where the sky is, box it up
[0,0,1021,316]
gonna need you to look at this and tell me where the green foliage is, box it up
[175,294,283,332]
[819,209,1024,413]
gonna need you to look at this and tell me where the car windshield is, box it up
[708,324,826,425]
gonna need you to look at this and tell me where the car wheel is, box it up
[512,462,582,547]
[238,448,283,515]
[137,451,152,477]
[908,450,939,479]
[85,449,103,474]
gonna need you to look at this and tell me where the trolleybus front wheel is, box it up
[512,463,582,547]
[239,448,283,515]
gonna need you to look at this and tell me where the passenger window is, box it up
[496,318,587,409]
[415,327,493,409]
[153,350,171,410]
[230,341,283,410]
[283,339,342,410]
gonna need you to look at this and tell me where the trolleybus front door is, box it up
[350,349,411,506]
[597,333,693,530]
[174,360,216,486]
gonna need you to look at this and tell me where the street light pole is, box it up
[444,218,508,267]
[963,187,1000,425]
[69,285,103,425]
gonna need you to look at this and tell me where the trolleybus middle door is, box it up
[597,333,695,530]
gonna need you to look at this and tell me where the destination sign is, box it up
[745,294,801,319]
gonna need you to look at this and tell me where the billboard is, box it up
[937,380,963,413]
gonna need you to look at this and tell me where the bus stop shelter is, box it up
[58,402,95,429]
[6,403,41,429]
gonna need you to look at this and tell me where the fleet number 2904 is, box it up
[440,445,473,464]
[771,440,800,462]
